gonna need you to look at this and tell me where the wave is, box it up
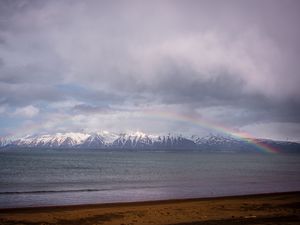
[0,185,174,195]
[0,189,109,195]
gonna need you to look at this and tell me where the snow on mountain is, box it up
[80,133,105,148]
[154,134,196,149]
[95,131,120,144]
[12,132,90,148]
[0,137,11,147]
[110,132,196,149]
[112,132,158,149]
[4,131,197,149]
[1,131,299,152]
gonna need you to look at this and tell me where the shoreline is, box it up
[0,191,299,211]
[0,191,299,225]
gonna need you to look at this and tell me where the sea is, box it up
[0,149,299,208]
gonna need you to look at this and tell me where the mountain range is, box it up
[0,132,299,153]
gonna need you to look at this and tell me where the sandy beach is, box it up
[0,192,299,225]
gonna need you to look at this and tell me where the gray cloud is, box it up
[72,104,117,115]
[0,0,299,140]
[0,83,64,106]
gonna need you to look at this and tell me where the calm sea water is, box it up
[0,149,299,208]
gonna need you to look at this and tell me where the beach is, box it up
[0,192,299,225]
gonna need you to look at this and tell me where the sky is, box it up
[0,0,300,141]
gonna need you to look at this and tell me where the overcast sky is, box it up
[0,0,300,141]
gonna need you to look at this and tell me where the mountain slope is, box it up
[0,137,11,148]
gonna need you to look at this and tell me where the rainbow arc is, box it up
[144,110,278,154]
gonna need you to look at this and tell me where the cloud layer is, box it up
[0,0,300,140]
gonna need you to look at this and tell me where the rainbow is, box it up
[143,109,279,154]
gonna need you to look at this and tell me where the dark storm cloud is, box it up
[0,83,64,106]
[0,0,299,139]
[0,82,124,108]
[55,83,124,104]
[147,67,300,125]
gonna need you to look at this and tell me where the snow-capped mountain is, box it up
[3,131,196,149]
[1,131,299,153]
[12,133,90,148]
[112,132,157,149]
[191,134,251,151]
[111,133,195,149]
[0,137,11,147]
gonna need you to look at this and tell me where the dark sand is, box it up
[0,192,299,225]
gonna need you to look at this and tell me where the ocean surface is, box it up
[0,149,299,208]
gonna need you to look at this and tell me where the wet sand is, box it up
[0,192,299,225]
